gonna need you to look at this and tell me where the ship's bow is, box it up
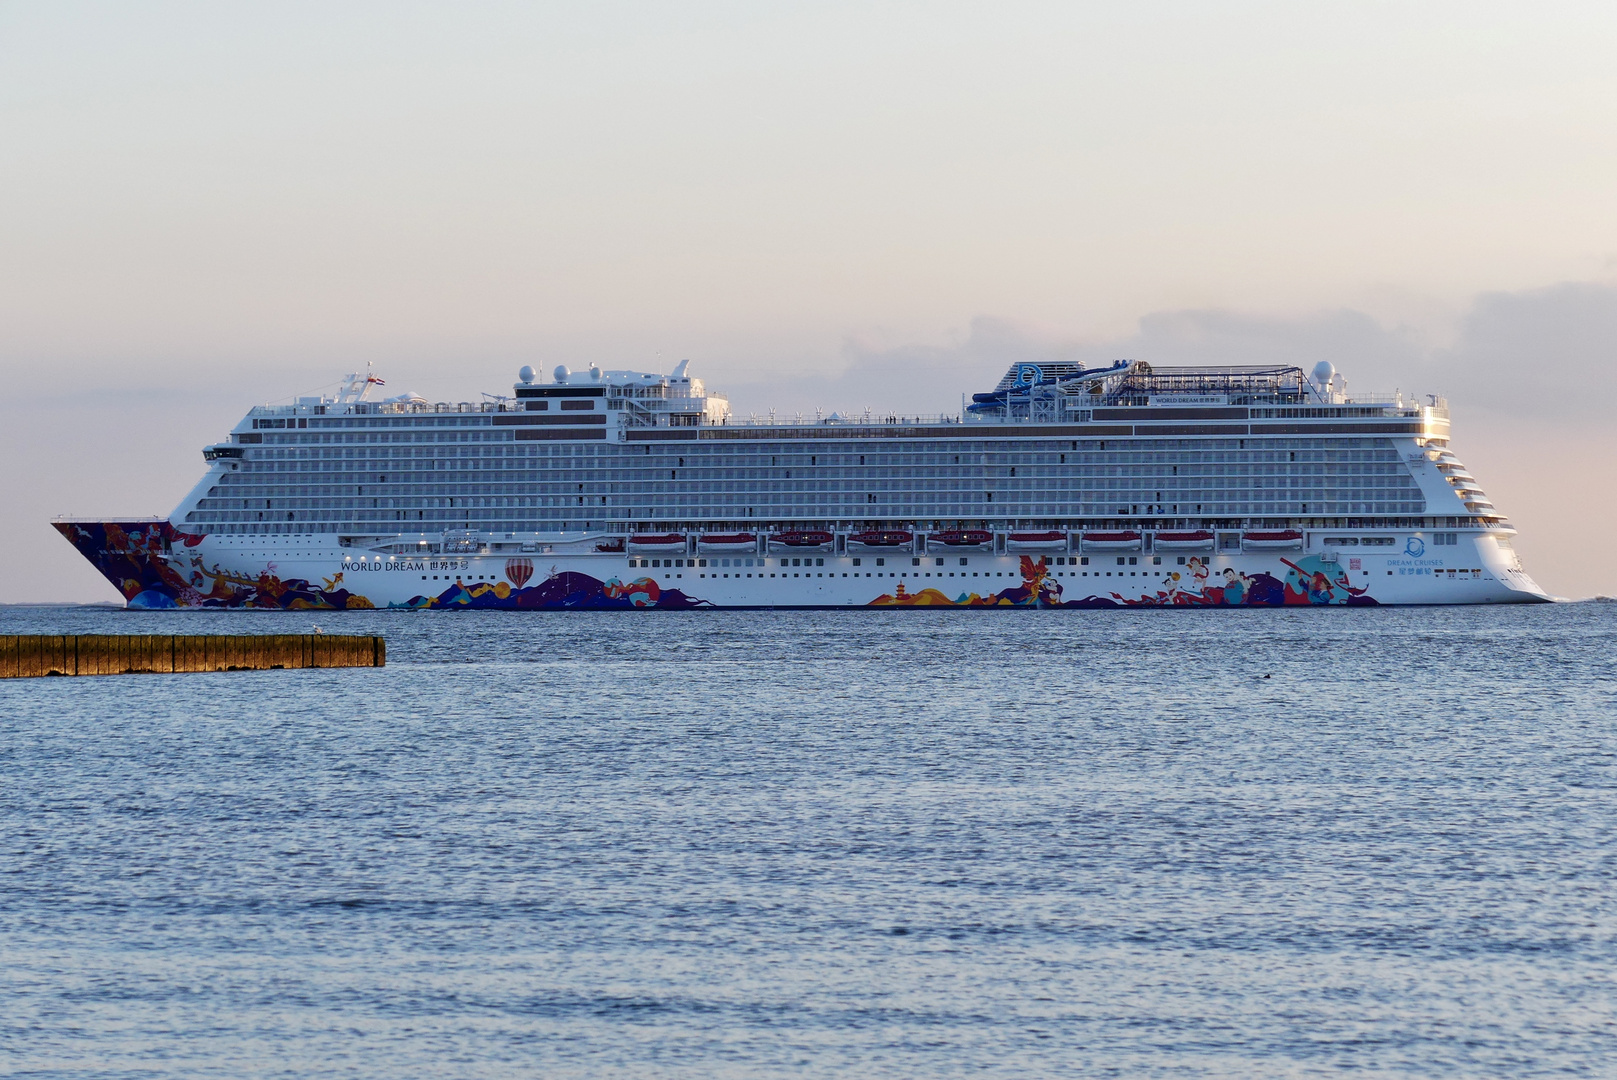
[53,520,193,608]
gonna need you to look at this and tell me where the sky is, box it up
[2,1,1614,601]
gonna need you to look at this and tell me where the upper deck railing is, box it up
[243,397,1443,429]
[730,413,966,427]
[244,370,1445,430]
[250,399,522,418]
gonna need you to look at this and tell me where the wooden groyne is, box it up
[0,635,385,678]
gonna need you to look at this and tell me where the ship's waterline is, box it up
[55,360,1550,608]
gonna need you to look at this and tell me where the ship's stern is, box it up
[1478,530,1554,603]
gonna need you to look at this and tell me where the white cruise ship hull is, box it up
[56,521,1550,609]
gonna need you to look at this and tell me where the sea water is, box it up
[2,603,1613,1078]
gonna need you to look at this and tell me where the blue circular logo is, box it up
[1016,364,1044,386]
[1405,537,1425,558]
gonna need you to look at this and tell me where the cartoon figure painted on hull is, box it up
[1279,556,1370,605]
[868,555,1065,607]
[1060,553,1376,608]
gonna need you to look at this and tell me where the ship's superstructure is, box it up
[57,359,1549,608]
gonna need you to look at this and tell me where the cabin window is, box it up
[852,558,861,566]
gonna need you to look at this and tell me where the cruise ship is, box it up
[56,359,1549,608]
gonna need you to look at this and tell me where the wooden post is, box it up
[0,635,385,677]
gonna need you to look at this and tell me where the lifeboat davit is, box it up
[1152,530,1215,550]
[628,533,687,553]
[928,529,994,549]
[1241,529,1303,550]
[697,532,758,553]
[1081,530,1143,550]
[848,530,913,548]
[1006,530,1068,551]
[769,530,834,549]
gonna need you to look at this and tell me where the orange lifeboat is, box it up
[628,533,687,553]
[1241,529,1303,550]
[1006,530,1068,551]
[1080,530,1143,550]
[769,530,835,549]
[928,529,994,548]
[848,530,913,548]
[1153,530,1215,550]
[697,532,757,553]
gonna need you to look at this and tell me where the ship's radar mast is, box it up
[335,362,386,404]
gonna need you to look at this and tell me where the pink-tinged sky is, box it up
[2,2,1614,601]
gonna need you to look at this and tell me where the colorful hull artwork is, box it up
[866,555,1378,607]
[52,521,714,610]
[59,523,1382,610]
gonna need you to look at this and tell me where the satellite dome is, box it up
[518,365,536,384]
[589,364,602,381]
[1312,361,1336,386]
[553,365,570,384]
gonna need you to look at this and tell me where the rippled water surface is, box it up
[2,603,1615,1078]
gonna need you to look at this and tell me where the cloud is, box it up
[723,283,1617,422]
[1434,282,1617,417]
[725,307,1427,415]
[722,316,1091,417]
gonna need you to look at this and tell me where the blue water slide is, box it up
[967,359,1130,410]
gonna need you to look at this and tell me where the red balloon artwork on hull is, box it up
[505,558,533,588]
